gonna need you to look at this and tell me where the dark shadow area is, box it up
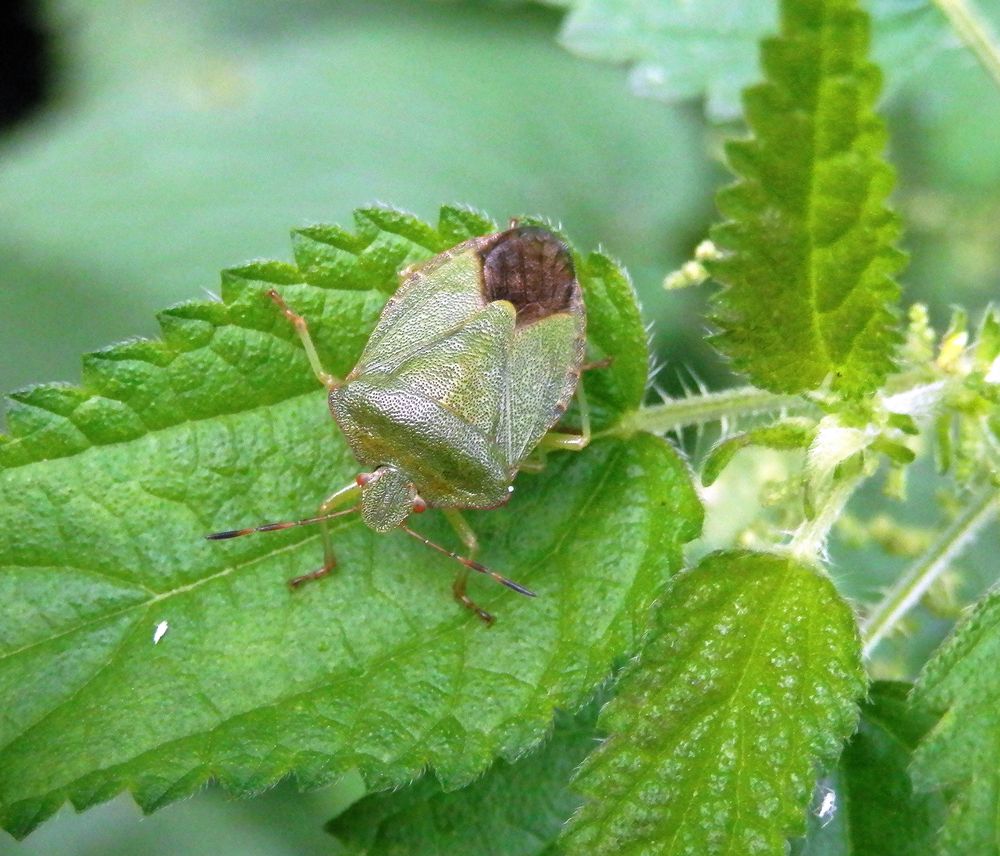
[0,0,49,130]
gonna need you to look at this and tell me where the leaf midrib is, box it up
[0,516,350,665]
[804,0,834,376]
[585,567,791,856]
[4,445,651,806]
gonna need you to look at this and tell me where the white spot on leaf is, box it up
[814,785,836,827]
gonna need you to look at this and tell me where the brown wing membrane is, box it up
[478,227,580,326]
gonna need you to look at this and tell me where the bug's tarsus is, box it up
[453,568,495,626]
[288,556,337,589]
[441,508,493,623]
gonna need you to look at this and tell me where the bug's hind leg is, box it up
[537,382,592,453]
[442,509,495,626]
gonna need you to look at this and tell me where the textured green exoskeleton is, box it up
[208,226,589,623]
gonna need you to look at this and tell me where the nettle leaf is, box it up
[329,703,599,855]
[708,0,905,398]
[562,551,865,856]
[793,681,944,855]
[0,206,703,838]
[551,0,951,120]
[911,585,1000,855]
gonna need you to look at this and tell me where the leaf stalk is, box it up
[787,465,870,563]
[621,386,807,436]
[933,0,1000,92]
[861,484,999,657]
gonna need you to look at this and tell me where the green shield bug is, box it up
[208,224,593,623]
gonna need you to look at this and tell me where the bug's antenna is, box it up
[206,507,358,540]
[401,525,536,597]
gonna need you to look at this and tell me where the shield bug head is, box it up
[208,224,593,623]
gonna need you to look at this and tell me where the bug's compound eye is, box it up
[356,472,373,487]
[412,495,428,514]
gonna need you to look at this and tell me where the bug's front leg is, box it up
[288,480,361,589]
[267,289,343,390]
[442,508,495,626]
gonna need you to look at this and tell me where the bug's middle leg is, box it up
[442,508,495,625]
[288,480,361,589]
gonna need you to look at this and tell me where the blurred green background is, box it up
[2,0,999,852]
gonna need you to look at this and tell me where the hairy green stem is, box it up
[861,485,999,658]
[934,0,1000,92]
[787,468,869,563]
[620,386,805,436]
